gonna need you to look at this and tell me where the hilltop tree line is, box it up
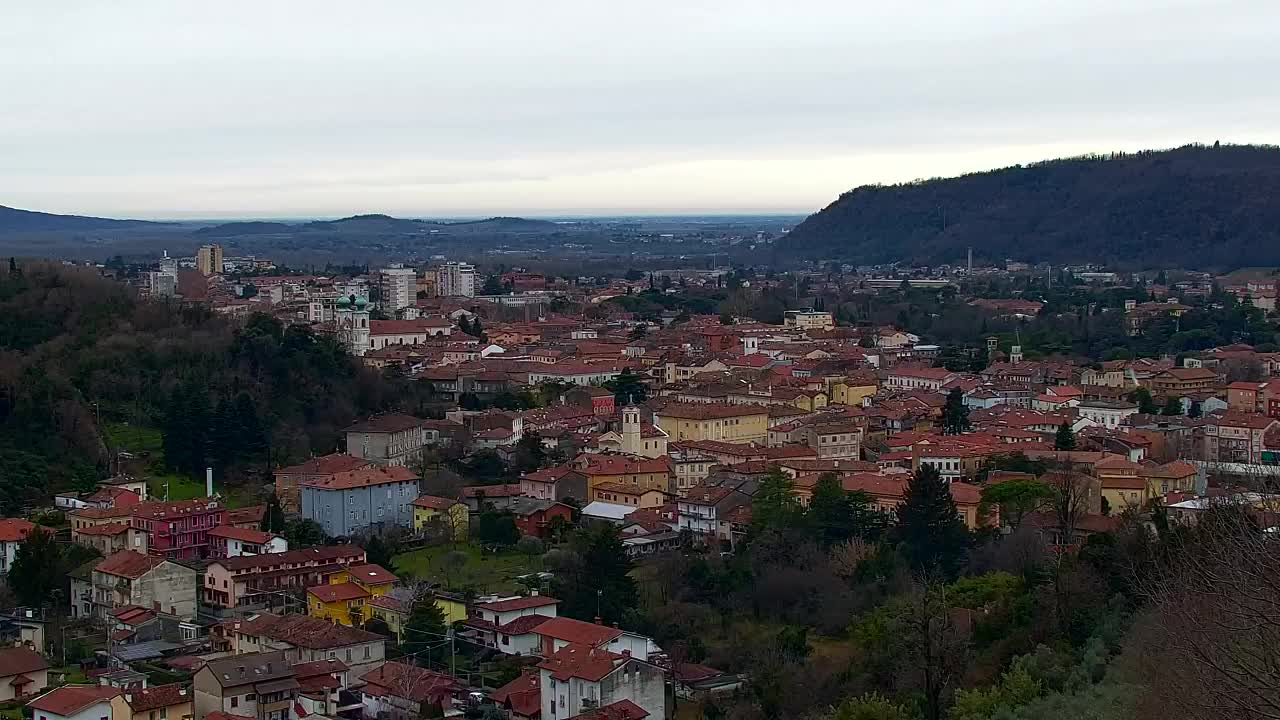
[787,144,1280,269]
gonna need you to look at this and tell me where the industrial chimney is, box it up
[206,467,213,497]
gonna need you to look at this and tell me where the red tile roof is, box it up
[412,495,462,510]
[0,647,48,678]
[359,662,463,704]
[490,671,540,718]
[233,612,381,649]
[538,643,626,682]
[28,685,121,715]
[346,563,398,585]
[534,617,623,647]
[72,521,132,537]
[96,550,165,579]
[123,683,191,712]
[654,402,770,420]
[217,545,364,572]
[275,454,372,476]
[308,582,370,603]
[497,614,554,635]
[567,700,650,720]
[303,465,418,490]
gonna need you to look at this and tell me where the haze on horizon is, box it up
[4,1,1279,220]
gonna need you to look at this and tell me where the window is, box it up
[245,695,256,702]
[230,698,238,709]
[364,646,371,659]
[346,649,352,662]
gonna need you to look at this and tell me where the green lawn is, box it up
[103,422,260,506]
[103,422,163,455]
[393,543,543,595]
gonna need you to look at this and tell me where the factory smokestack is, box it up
[206,467,213,497]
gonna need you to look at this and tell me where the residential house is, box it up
[27,685,122,720]
[509,498,576,539]
[1202,412,1280,464]
[72,551,197,621]
[563,386,617,417]
[291,659,348,718]
[229,613,386,678]
[306,564,397,627]
[360,662,465,720]
[207,527,287,559]
[519,466,590,504]
[533,617,654,660]
[590,484,667,509]
[490,671,541,720]
[344,415,430,466]
[301,465,420,537]
[273,454,372,514]
[652,403,769,445]
[202,546,366,612]
[461,594,561,654]
[0,646,48,701]
[411,496,469,541]
[69,499,225,561]
[885,366,955,392]
[796,421,863,460]
[538,644,666,720]
[193,651,297,720]
[0,519,35,576]
[1077,400,1139,429]
[70,522,148,557]
[575,455,672,497]
[676,487,750,541]
[839,474,988,530]
[119,684,194,720]
[1096,456,1150,512]
[1141,460,1200,496]
[1147,367,1219,399]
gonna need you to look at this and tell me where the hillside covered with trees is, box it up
[0,261,415,512]
[786,144,1280,270]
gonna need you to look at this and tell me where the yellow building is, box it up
[367,590,467,641]
[828,375,879,407]
[590,482,667,508]
[652,402,769,445]
[307,563,397,627]
[412,495,470,541]
[575,454,673,495]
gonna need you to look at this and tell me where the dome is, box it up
[336,295,351,307]
[354,297,368,308]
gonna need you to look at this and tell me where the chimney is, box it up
[125,694,132,703]
[206,467,214,497]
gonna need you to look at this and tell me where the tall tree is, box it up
[1127,387,1160,415]
[401,597,449,661]
[941,388,971,435]
[553,524,638,624]
[750,469,802,534]
[261,493,287,533]
[364,534,395,570]
[806,473,883,547]
[895,465,969,577]
[604,368,648,405]
[980,478,1053,530]
[9,527,59,607]
[1054,421,1077,451]
[1160,395,1183,416]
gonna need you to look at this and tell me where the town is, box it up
[0,247,1276,720]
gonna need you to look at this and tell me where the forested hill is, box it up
[0,205,163,232]
[786,144,1280,269]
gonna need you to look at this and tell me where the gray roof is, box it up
[203,650,294,688]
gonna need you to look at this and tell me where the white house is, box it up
[0,519,35,576]
[1077,400,1140,429]
[0,647,48,701]
[537,644,667,720]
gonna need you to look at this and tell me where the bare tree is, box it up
[1137,501,1280,720]
[1043,469,1095,544]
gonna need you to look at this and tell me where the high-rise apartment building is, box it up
[196,244,224,275]
[439,262,476,297]
[379,263,417,311]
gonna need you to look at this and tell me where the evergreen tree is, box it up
[401,597,449,661]
[604,368,648,405]
[895,465,969,578]
[234,392,267,462]
[511,432,547,474]
[1161,395,1183,416]
[751,469,802,533]
[1188,401,1202,418]
[9,527,60,607]
[261,493,287,533]
[806,473,882,547]
[941,388,971,435]
[554,524,638,624]
[211,396,236,469]
[1127,387,1159,415]
[1054,421,1077,451]
[364,534,394,570]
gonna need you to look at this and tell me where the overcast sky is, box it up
[3,1,1278,219]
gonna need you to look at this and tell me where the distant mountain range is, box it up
[195,213,561,237]
[0,205,164,233]
[786,144,1280,269]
